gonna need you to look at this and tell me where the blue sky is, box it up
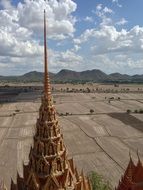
[0,0,143,75]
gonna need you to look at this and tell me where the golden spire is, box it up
[10,9,92,190]
[44,9,51,98]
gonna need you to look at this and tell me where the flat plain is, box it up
[0,83,143,189]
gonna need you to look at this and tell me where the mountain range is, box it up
[0,69,143,83]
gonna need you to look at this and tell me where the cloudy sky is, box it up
[0,0,143,75]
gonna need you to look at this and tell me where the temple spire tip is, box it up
[43,8,51,98]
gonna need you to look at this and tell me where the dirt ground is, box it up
[0,83,143,189]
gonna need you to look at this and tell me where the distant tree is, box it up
[87,87,91,93]
[127,109,131,114]
[114,84,119,87]
[126,88,130,92]
[15,109,20,112]
[134,110,138,113]
[139,109,143,113]
[89,171,111,190]
[90,109,94,114]
[4,85,9,88]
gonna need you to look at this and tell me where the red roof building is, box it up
[116,153,143,190]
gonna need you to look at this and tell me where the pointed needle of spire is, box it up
[44,10,51,98]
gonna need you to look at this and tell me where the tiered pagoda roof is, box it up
[10,10,91,190]
[116,153,143,190]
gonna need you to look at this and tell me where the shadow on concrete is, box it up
[108,112,143,132]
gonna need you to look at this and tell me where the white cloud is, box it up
[111,0,122,7]
[17,0,77,38]
[0,0,77,41]
[95,4,113,26]
[72,24,143,75]
[0,24,42,58]
[0,0,13,9]
[96,4,102,11]
[0,0,78,74]
[74,45,81,52]
[74,29,96,44]
[74,25,143,55]
[95,4,114,16]
[0,55,43,75]
[0,47,84,75]
[84,16,94,23]
[101,17,113,26]
[84,54,143,75]
[116,18,128,25]
[126,58,143,69]
[49,49,83,72]
[103,7,113,14]
[0,0,142,76]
